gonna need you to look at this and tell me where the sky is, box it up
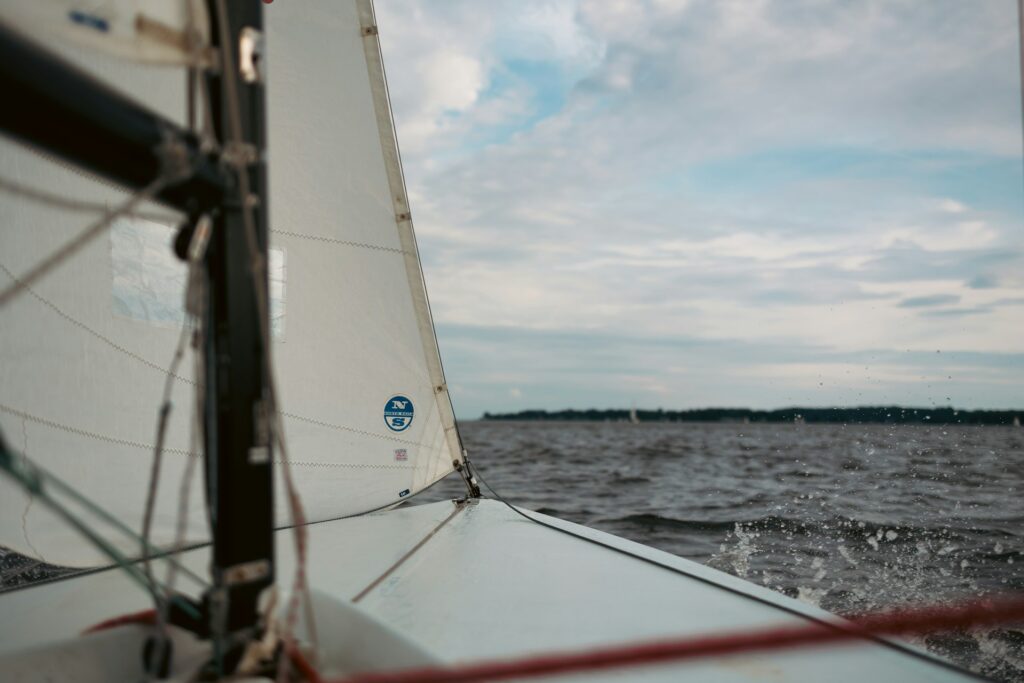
[374,0,1024,418]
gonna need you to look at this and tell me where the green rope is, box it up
[0,431,201,620]
[41,455,208,589]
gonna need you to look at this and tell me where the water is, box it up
[421,421,1024,681]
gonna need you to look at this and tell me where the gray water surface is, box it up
[421,420,1024,680]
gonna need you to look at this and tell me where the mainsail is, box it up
[0,0,463,568]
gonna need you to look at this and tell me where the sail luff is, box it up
[356,0,465,472]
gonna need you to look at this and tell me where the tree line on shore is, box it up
[480,406,1022,425]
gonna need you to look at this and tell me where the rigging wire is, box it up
[0,436,208,590]
[141,322,192,583]
[0,433,204,619]
[159,224,212,647]
[0,175,179,223]
[466,462,989,680]
[163,329,206,596]
[0,175,169,310]
[140,315,194,675]
[140,0,216,641]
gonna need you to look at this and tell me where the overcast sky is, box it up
[375,0,1023,418]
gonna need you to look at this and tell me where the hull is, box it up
[0,499,976,681]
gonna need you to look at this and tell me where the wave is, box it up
[597,513,1019,544]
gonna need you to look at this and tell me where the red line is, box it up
[81,608,157,634]
[326,594,1024,683]
[289,643,326,683]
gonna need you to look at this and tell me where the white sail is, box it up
[0,0,211,65]
[0,0,463,568]
[265,0,463,525]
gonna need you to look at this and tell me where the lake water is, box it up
[420,420,1024,681]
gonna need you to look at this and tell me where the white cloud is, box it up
[375,0,1023,412]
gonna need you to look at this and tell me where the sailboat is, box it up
[0,1,993,680]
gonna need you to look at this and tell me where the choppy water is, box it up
[421,421,1024,681]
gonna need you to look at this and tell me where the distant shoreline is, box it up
[480,407,1023,426]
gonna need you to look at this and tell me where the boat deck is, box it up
[0,498,977,681]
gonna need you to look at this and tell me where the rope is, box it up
[161,331,206,609]
[20,447,207,589]
[142,324,192,560]
[141,318,193,659]
[308,595,1024,683]
[0,433,201,613]
[0,175,178,223]
[351,501,467,603]
[0,176,170,310]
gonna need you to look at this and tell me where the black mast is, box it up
[0,1,275,671]
[202,0,274,669]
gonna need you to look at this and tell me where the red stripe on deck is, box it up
[322,594,1024,683]
[82,608,157,634]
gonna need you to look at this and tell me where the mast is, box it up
[202,0,274,669]
[0,1,274,669]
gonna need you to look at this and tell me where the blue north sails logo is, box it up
[384,395,414,432]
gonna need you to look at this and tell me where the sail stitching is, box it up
[270,228,406,254]
[1,263,431,447]
[279,411,421,446]
[0,404,424,469]
[0,403,197,457]
[0,261,198,385]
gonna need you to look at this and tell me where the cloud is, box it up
[898,294,960,308]
[376,0,1024,414]
[435,323,1024,415]
[967,274,999,289]
[920,307,992,318]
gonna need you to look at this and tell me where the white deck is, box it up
[0,499,976,681]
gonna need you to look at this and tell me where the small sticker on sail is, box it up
[394,448,408,461]
[398,489,410,498]
[384,395,414,432]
